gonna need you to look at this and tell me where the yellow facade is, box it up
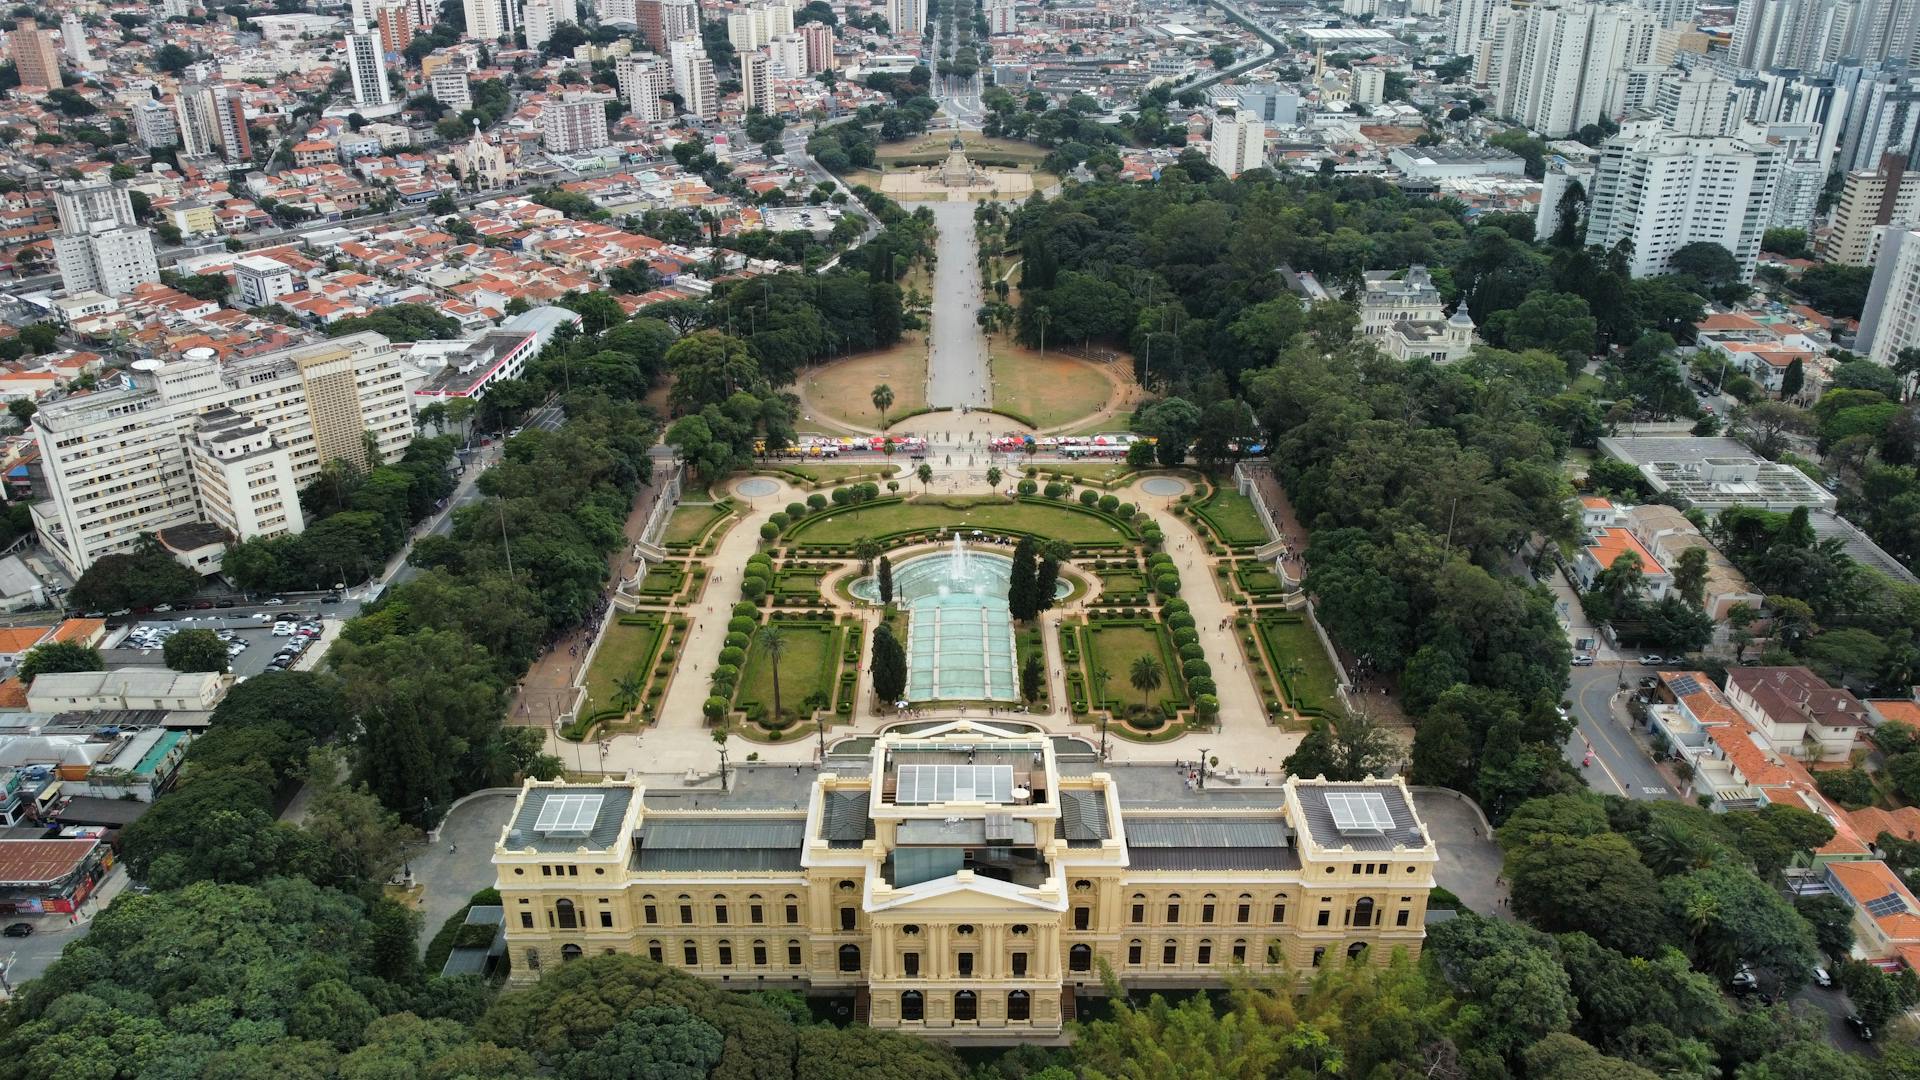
[494,721,1438,1040]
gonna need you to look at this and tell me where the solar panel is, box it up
[895,764,1015,804]
[534,793,605,836]
[1866,891,1910,918]
[1325,791,1394,835]
[1669,675,1703,697]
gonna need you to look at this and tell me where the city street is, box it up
[1564,664,1676,801]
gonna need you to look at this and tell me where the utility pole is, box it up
[498,502,514,576]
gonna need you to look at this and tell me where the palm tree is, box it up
[854,537,882,571]
[1129,655,1163,711]
[614,674,644,714]
[1091,665,1111,709]
[757,625,788,723]
[871,383,895,429]
[1034,305,1052,357]
[986,466,1002,489]
[917,463,933,491]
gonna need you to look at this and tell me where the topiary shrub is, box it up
[1163,598,1190,616]
[1183,658,1211,679]
[759,522,779,540]
[1099,495,1120,513]
[1167,612,1196,631]
[718,646,746,667]
[1079,489,1100,506]
[1172,627,1199,647]
[1180,642,1205,661]
[1189,676,1216,696]
[725,632,749,650]
[807,493,828,510]
[1155,573,1181,595]
[1017,479,1038,496]
[742,577,768,600]
[733,601,759,618]
[1196,694,1219,721]
[786,502,807,518]
[703,696,728,721]
[1117,503,1135,518]
[728,616,756,636]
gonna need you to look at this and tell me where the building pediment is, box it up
[867,870,1065,915]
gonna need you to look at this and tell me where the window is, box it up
[1348,942,1368,960]
[680,902,694,925]
[786,903,800,924]
[1074,907,1090,931]
[684,942,699,966]
[1069,943,1091,972]
[526,948,540,970]
[717,941,733,966]
[1312,946,1325,967]
[904,952,920,977]
[752,941,770,968]
[555,899,577,930]
[1272,901,1287,923]
[1397,909,1411,927]
[751,904,764,924]
[1166,901,1181,923]
[901,991,924,1021]
[520,911,534,929]
[1013,951,1029,977]
[1162,940,1178,965]
[1317,910,1331,927]
[788,941,803,965]
[1197,941,1213,965]
[840,908,856,931]
[1236,896,1252,923]
[954,990,977,1022]
[1201,902,1215,923]
[714,902,729,925]
[1353,898,1374,928]
[838,944,861,972]
[1008,990,1031,1021]
[599,910,613,928]
[1130,897,1146,923]
[902,924,921,936]
[648,940,663,963]
[956,924,975,936]
[1128,941,1143,965]
[644,903,658,925]
[561,943,583,962]
[958,952,975,977]
[1232,940,1247,964]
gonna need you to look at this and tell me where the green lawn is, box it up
[736,623,840,720]
[1034,463,1136,486]
[1195,490,1271,545]
[640,566,685,595]
[663,504,729,545]
[1083,622,1183,710]
[1258,617,1341,714]
[776,569,825,596]
[582,618,665,717]
[1099,570,1147,594]
[776,462,901,483]
[788,496,1133,546]
[1237,564,1283,594]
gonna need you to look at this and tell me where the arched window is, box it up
[753,940,768,966]
[561,943,583,962]
[784,894,801,923]
[1236,894,1253,923]
[838,943,861,972]
[787,940,803,965]
[1348,941,1369,961]
[1232,939,1248,964]
[682,941,699,966]
[1130,893,1147,923]
[642,894,659,924]
[555,898,577,929]
[901,990,924,1021]
[1008,990,1031,1021]
[954,990,977,1021]
[1166,894,1182,922]
[647,940,663,963]
[1353,897,1375,928]
[1069,943,1092,972]
[1201,894,1217,923]
[1127,939,1143,965]
[678,895,694,924]
[717,940,733,966]
[1197,940,1213,965]
[1162,939,1178,965]
[713,894,730,925]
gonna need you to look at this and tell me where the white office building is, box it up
[346,16,394,109]
[616,54,672,120]
[462,0,519,41]
[28,335,415,577]
[1208,110,1266,177]
[741,51,773,113]
[1585,118,1784,280]
[50,180,158,300]
[523,0,557,52]
[768,33,807,77]
[59,13,92,69]
[132,98,180,150]
[1494,2,1665,136]
[232,255,300,309]
[1449,0,1504,57]
[887,0,925,35]
[669,35,717,119]
[1351,67,1386,106]
[430,60,473,110]
[1858,227,1920,363]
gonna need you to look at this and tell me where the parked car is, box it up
[321,593,342,604]
[1636,654,1664,666]
[1847,1014,1875,1041]
[215,599,235,608]
[1729,964,1758,992]
[2,922,32,937]
[263,597,284,605]
[192,600,213,610]
[1814,965,1833,987]
[1572,655,1594,666]
[152,604,173,613]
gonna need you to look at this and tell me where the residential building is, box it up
[729,3,793,51]
[616,54,672,120]
[175,81,218,158]
[133,98,180,150]
[431,59,473,111]
[376,0,418,55]
[524,0,557,53]
[213,84,253,165]
[1572,525,1671,596]
[1656,67,1740,137]
[1584,117,1783,279]
[9,19,62,91]
[1449,0,1504,58]
[637,0,698,52]
[166,201,217,239]
[1824,860,1920,967]
[26,670,224,713]
[1537,157,1597,240]
[59,13,91,70]
[1207,111,1265,178]
[233,255,301,309]
[1636,0,1698,24]
[742,51,773,113]
[50,180,159,300]
[542,93,610,153]
[987,0,1015,34]
[768,33,808,78]
[189,407,305,543]
[669,36,717,120]
[1768,127,1828,233]
[463,0,519,42]
[492,722,1439,1034]
[28,334,415,577]
[1619,503,1762,635]
[1858,227,1920,364]
[599,0,638,25]
[1724,666,1869,762]
[1836,66,1920,173]
[1351,67,1385,107]
[801,23,834,70]
[1219,87,1298,126]
[888,0,926,35]
[346,15,394,110]
[1822,152,1920,264]
[1494,2,1663,135]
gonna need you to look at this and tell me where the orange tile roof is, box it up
[49,618,103,644]
[1580,496,1614,510]
[0,626,46,654]
[1851,806,1920,845]
[1830,860,1920,940]
[0,677,25,709]
[1874,700,1920,728]
[1588,527,1667,575]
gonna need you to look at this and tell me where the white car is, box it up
[272,622,295,636]
[1636,654,1664,666]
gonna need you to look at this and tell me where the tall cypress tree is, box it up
[871,623,907,703]
[877,555,893,605]
[1034,555,1060,612]
[1007,537,1038,620]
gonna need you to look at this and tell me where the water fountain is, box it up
[950,534,971,587]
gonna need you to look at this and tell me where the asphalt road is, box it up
[924,201,991,410]
[1564,664,1676,801]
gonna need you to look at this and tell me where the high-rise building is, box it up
[669,35,717,119]
[728,3,793,51]
[133,98,180,150]
[1837,66,1920,172]
[175,82,217,157]
[1351,67,1386,107]
[1656,66,1741,136]
[768,33,806,77]
[1449,0,1505,58]
[28,334,416,578]
[1823,152,1920,262]
[1768,123,1829,231]
[1410,0,1443,15]
[59,14,91,69]
[1728,0,1919,69]
[741,51,772,112]
[637,0,698,51]
[986,0,1015,34]
[431,58,473,110]
[375,0,417,56]
[213,84,252,164]
[1494,2,1664,136]
[462,0,519,42]
[542,92,611,152]
[1208,110,1266,177]
[524,0,558,52]
[616,54,672,120]
[491,725,1440,1035]
[9,19,62,90]
[887,0,925,35]
[599,0,638,24]
[1846,0,1920,67]
[1584,118,1783,279]
[1857,226,1920,362]
[1634,0,1697,24]
[801,22,834,70]
[1537,156,1599,241]
[346,13,394,109]
[50,179,159,300]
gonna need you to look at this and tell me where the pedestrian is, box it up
[449,842,458,854]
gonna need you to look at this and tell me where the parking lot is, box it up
[110,612,328,677]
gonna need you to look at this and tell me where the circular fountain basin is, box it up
[850,551,1072,606]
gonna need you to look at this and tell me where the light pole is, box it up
[1099,710,1110,761]
[1197,747,1213,790]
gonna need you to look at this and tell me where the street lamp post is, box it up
[1099,711,1110,761]
[1197,747,1213,790]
